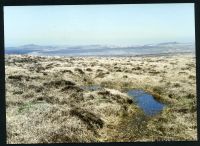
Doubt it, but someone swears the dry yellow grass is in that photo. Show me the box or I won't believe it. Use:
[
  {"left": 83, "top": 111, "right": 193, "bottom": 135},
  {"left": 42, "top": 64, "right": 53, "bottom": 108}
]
[{"left": 5, "top": 53, "right": 197, "bottom": 143}]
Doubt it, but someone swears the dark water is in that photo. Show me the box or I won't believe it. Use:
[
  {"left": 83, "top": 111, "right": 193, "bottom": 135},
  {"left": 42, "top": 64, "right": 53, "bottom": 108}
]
[{"left": 127, "top": 90, "right": 165, "bottom": 116}]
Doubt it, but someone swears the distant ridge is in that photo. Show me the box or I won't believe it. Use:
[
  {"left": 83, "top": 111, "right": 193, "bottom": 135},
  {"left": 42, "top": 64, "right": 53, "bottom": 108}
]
[
  {"left": 157, "top": 42, "right": 179, "bottom": 45},
  {"left": 21, "top": 44, "right": 40, "bottom": 47},
  {"left": 5, "top": 42, "right": 195, "bottom": 56}
]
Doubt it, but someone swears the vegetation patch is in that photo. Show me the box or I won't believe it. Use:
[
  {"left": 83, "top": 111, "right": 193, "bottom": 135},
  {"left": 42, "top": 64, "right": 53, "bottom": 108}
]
[
  {"left": 70, "top": 107, "right": 104, "bottom": 129},
  {"left": 6, "top": 54, "right": 197, "bottom": 143}
]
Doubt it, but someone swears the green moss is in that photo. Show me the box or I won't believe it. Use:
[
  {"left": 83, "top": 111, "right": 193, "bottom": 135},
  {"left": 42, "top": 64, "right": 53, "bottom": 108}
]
[{"left": 18, "top": 102, "right": 33, "bottom": 113}]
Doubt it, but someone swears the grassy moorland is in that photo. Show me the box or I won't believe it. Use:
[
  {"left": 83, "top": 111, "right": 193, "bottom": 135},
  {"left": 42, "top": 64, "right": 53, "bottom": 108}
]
[{"left": 5, "top": 53, "right": 197, "bottom": 143}]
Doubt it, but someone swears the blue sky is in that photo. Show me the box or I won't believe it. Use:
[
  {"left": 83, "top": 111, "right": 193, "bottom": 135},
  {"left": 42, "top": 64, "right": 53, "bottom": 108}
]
[{"left": 4, "top": 4, "right": 195, "bottom": 47}]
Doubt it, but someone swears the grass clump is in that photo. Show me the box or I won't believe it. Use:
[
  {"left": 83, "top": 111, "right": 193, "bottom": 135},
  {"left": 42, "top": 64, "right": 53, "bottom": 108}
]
[
  {"left": 74, "top": 68, "right": 85, "bottom": 74},
  {"left": 43, "top": 80, "right": 76, "bottom": 88},
  {"left": 70, "top": 107, "right": 104, "bottom": 129}
]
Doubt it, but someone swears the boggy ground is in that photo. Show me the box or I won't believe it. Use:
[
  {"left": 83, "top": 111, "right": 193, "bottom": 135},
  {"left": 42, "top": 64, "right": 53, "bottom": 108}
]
[{"left": 5, "top": 53, "right": 197, "bottom": 143}]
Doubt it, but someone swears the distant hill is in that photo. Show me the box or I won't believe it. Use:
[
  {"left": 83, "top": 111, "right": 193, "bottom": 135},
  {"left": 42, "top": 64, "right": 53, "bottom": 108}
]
[
  {"left": 157, "top": 42, "right": 179, "bottom": 45},
  {"left": 5, "top": 42, "right": 195, "bottom": 56}
]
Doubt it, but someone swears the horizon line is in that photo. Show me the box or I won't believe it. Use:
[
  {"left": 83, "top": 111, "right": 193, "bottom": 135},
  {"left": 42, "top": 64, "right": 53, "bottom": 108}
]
[{"left": 5, "top": 41, "right": 195, "bottom": 48}]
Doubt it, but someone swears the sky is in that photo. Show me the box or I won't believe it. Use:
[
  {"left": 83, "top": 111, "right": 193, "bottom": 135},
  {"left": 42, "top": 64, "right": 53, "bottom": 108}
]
[{"left": 4, "top": 4, "right": 195, "bottom": 47}]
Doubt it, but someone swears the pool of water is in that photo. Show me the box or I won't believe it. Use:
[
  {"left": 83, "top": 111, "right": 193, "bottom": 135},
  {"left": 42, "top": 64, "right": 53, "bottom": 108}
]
[
  {"left": 127, "top": 90, "right": 165, "bottom": 116},
  {"left": 81, "top": 85, "right": 165, "bottom": 116}
]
